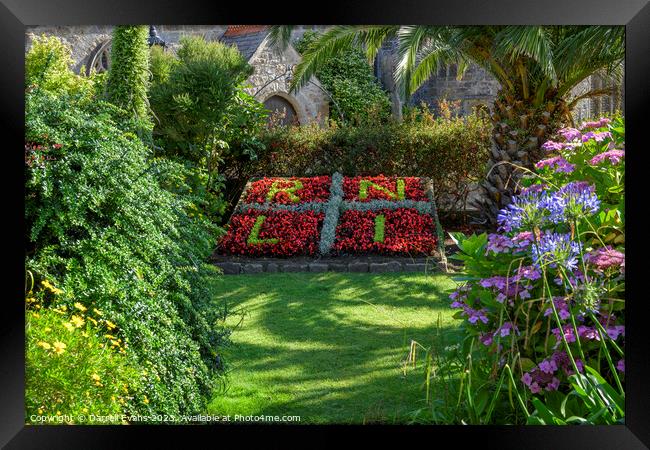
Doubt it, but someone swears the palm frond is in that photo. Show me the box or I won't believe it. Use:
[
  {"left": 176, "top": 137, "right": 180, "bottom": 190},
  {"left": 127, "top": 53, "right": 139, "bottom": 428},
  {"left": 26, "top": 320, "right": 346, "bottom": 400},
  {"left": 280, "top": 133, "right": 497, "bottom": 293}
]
[
  {"left": 264, "top": 25, "right": 295, "bottom": 50},
  {"left": 493, "top": 26, "right": 556, "bottom": 83},
  {"left": 288, "top": 26, "right": 364, "bottom": 93},
  {"left": 555, "top": 26, "right": 624, "bottom": 80},
  {"left": 394, "top": 26, "right": 440, "bottom": 97},
  {"left": 362, "top": 26, "right": 399, "bottom": 63},
  {"left": 408, "top": 40, "right": 467, "bottom": 94}
]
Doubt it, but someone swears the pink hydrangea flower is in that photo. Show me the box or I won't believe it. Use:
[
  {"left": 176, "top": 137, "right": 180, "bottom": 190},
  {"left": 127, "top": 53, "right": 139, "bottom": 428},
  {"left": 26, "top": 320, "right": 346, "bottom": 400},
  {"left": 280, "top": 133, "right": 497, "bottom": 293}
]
[
  {"left": 589, "top": 149, "right": 625, "bottom": 166},
  {"left": 535, "top": 155, "right": 575, "bottom": 173}
]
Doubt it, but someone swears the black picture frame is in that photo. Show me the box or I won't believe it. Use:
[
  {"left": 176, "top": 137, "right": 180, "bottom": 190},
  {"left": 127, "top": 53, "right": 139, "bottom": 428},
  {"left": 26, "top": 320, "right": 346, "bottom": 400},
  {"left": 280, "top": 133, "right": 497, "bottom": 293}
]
[{"left": 2, "top": 0, "right": 648, "bottom": 448}]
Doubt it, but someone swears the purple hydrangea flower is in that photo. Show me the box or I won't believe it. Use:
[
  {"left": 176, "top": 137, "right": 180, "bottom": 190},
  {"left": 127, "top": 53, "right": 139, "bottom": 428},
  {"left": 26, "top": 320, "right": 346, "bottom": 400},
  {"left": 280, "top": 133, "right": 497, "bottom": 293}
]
[
  {"left": 531, "top": 231, "right": 581, "bottom": 271},
  {"left": 580, "top": 118, "right": 611, "bottom": 130},
  {"left": 541, "top": 140, "right": 564, "bottom": 151},
  {"left": 479, "top": 332, "right": 494, "bottom": 346},
  {"left": 512, "top": 231, "right": 535, "bottom": 250},
  {"left": 544, "top": 297, "right": 571, "bottom": 320},
  {"left": 486, "top": 233, "right": 515, "bottom": 254},
  {"left": 582, "top": 131, "right": 612, "bottom": 142},
  {"left": 496, "top": 321, "right": 519, "bottom": 337},
  {"left": 480, "top": 276, "right": 507, "bottom": 290},
  {"left": 617, "top": 359, "right": 625, "bottom": 373},
  {"left": 589, "top": 149, "right": 625, "bottom": 166},
  {"left": 558, "top": 127, "right": 582, "bottom": 142},
  {"left": 535, "top": 155, "right": 576, "bottom": 173},
  {"left": 607, "top": 325, "right": 625, "bottom": 340}
]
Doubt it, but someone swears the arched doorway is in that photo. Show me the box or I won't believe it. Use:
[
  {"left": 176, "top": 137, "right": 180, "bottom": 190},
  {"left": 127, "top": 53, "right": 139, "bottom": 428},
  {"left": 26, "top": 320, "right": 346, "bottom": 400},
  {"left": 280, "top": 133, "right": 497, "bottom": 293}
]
[{"left": 263, "top": 95, "right": 299, "bottom": 126}]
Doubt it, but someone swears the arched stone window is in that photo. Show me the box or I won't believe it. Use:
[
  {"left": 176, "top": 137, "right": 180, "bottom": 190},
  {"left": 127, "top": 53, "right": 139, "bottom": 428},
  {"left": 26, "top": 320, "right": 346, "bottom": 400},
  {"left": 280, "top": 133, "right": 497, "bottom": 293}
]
[
  {"left": 263, "top": 95, "right": 300, "bottom": 127},
  {"left": 86, "top": 40, "right": 112, "bottom": 75}
]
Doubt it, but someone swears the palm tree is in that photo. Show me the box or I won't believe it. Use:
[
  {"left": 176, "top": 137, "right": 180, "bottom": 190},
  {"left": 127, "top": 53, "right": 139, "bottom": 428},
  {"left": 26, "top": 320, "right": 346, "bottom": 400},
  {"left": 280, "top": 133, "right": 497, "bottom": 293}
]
[{"left": 267, "top": 25, "right": 624, "bottom": 226}]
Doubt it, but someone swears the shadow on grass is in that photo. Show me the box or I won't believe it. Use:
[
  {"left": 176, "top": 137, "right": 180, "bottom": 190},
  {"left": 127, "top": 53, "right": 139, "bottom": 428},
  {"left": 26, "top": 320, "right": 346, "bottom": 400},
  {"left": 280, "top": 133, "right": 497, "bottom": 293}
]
[{"left": 208, "top": 272, "right": 465, "bottom": 424}]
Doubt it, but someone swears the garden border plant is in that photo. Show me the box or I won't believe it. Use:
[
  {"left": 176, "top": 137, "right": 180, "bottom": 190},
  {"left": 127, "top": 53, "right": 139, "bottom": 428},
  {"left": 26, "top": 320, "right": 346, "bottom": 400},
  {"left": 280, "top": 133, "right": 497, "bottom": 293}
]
[{"left": 424, "top": 115, "right": 625, "bottom": 425}]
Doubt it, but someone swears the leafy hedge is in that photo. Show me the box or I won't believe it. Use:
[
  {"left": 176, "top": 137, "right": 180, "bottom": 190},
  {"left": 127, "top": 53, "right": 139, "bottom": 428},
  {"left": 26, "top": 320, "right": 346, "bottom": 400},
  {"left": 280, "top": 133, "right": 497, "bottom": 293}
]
[
  {"left": 25, "top": 88, "right": 228, "bottom": 417},
  {"left": 252, "top": 110, "right": 491, "bottom": 213}
]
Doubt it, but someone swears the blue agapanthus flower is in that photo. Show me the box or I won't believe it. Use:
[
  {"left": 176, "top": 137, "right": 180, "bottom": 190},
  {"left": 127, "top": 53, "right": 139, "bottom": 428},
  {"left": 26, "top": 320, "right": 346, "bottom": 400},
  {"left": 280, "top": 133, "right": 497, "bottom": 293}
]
[
  {"left": 497, "top": 189, "right": 552, "bottom": 232},
  {"left": 531, "top": 231, "right": 582, "bottom": 271},
  {"left": 546, "top": 181, "right": 600, "bottom": 223}
]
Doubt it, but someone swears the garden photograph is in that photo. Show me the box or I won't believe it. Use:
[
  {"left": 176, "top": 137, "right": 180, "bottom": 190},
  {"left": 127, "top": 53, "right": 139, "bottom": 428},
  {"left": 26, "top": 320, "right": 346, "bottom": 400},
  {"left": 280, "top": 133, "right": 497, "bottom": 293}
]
[{"left": 22, "top": 23, "right": 628, "bottom": 428}]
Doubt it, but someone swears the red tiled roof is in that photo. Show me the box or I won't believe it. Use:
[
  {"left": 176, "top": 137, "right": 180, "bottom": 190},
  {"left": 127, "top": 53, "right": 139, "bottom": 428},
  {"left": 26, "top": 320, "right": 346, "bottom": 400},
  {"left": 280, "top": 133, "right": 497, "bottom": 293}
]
[{"left": 223, "top": 25, "right": 269, "bottom": 37}]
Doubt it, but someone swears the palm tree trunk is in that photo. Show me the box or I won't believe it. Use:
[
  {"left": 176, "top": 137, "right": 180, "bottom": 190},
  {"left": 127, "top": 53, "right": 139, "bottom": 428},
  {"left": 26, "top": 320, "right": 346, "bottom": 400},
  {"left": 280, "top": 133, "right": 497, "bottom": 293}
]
[{"left": 471, "top": 90, "right": 569, "bottom": 227}]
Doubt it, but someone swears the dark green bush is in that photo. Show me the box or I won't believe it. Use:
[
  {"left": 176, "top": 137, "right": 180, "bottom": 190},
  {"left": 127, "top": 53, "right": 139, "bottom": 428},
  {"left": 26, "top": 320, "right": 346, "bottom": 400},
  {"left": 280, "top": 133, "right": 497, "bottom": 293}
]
[
  {"left": 25, "top": 88, "right": 229, "bottom": 417},
  {"left": 252, "top": 106, "right": 491, "bottom": 213},
  {"left": 294, "top": 31, "right": 391, "bottom": 125}
]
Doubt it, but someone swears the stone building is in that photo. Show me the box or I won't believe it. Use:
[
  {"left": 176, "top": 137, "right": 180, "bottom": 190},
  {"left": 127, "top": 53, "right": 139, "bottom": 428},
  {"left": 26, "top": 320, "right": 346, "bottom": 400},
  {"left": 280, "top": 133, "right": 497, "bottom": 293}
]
[{"left": 25, "top": 25, "right": 622, "bottom": 124}]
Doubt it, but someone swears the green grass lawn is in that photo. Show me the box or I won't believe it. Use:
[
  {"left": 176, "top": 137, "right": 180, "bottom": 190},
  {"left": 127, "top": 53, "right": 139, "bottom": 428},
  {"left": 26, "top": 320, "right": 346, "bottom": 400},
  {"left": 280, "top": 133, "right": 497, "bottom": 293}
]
[{"left": 207, "top": 272, "right": 462, "bottom": 424}]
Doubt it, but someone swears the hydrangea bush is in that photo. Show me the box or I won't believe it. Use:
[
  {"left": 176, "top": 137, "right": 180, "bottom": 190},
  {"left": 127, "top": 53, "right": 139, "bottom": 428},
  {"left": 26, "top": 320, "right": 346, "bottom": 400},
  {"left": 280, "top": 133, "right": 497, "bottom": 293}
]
[{"left": 446, "top": 116, "right": 625, "bottom": 424}]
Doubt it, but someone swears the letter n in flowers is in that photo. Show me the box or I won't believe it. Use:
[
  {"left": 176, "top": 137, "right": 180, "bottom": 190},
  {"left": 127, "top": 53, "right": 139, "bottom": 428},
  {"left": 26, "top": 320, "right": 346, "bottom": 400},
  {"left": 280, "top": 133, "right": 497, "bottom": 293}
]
[
  {"left": 359, "top": 179, "right": 405, "bottom": 200},
  {"left": 247, "top": 215, "right": 280, "bottom": 245}
]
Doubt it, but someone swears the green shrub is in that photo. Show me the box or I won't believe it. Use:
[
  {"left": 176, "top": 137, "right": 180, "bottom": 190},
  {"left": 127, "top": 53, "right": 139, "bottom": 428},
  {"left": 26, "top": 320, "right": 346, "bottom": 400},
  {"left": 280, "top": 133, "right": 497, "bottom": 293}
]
[
  {"left": 105, "top": 26, "right": 151, "bottom": 127},
  {"left": 252, "top": 106, "right": 491, "bottom": 214},
  {"left": 25, "top": 89, "right": 228, "bottom": 417},
  {"left": 25, "top": 280, "right": 142, "bottom": 424},
  {"left": 25, "top": 34, "right": 98, "bottom": 99},
  {"left": 294, "top": 31, "right": 391, "bottom": 125}
]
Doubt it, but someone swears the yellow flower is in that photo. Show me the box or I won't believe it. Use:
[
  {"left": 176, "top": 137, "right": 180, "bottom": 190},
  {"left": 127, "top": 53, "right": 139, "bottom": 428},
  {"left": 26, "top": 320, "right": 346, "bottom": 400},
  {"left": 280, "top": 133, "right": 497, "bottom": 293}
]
[
  {"left": 63, "top": 322, "right": 75, "bottom": 332},
  {"left": 74, "top": 302, "right": 87, "bottom": 312},
  {"left": 71, "top": 315, "right": 85, "bottom": 328},
  {"left": 87, "top": 317, "right": 98, "bottom": 326},
  {"left": 41, "top": 280, "right": 63, "bottom": 295},
  {"left": 44, "top": 327, "right": 52, "bottom": 333},
  {"left": 93, "top": 308, "right": 103, "bottom": 316},
  {"left": 104, "top": 334, "right": 116, "bottom": 340},
  {"left": 105, "top": 320, "right": 117, "bottom": 330},
  {"left": 82, "top": 407, "right": 88, "bottom": 413},
  {"left": 52, "top": 341, "right": 66, "bottom": 354},
  {"left": 37, "top": 341, "right": 51, "bottom": 350},
  {"left": 143, "top": 396, "right": 149, "bottom": 405},
  {"left": 91, "top": 373, "right": 101, "bottom": 381},
  {"left": 37, "top": 408, "right": 43, "bottom": 414}
]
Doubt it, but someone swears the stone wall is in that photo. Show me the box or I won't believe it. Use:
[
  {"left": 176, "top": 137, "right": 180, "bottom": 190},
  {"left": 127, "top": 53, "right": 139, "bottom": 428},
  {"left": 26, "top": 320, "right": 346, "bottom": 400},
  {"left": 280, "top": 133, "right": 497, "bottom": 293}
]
[{"left": 246, "top": 40, "right": 329, "bottom": 126}]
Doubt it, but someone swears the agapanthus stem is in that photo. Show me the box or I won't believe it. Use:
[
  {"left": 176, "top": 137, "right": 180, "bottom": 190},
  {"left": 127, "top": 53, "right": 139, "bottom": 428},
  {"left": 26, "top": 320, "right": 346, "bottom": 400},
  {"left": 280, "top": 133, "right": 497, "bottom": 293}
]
[
  {"left": 594, "top": 326, "right": 625, "bottom": 397},
  {"left": 588, "top": 311, "right": 624, "bottom": 358}
]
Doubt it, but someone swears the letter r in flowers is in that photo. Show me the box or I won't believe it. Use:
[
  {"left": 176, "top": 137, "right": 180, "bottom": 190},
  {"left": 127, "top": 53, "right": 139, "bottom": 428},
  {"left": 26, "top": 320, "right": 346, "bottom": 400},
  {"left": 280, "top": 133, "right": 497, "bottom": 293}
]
[
  {"left": 247, "top": 215, "right": 280, "bottom": 245},
  {"left": 373, "top": 214, "right": 386, "bottom": 243},
  {"left": 359, "top": 179, "right": 405, "bottom": 200},
  {"left": 266, "top": 179, "right": 304, "bottom": 203}
]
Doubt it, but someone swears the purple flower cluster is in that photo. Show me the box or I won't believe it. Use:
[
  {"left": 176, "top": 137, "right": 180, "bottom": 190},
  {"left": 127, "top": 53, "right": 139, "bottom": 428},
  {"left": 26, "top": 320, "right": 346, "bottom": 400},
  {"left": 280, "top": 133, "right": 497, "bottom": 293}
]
[
  {"left": 584, "top": 246, "right": 625, "bottom": 273},
  {"left": 546, "top": 181, "right": 600, "bottom": 223},
  {"left": 535, "top": 155, "right": 575, "bottom": 173},
  {"left": 486, "top": 233, "right": 515, "bottom": 254},
  {"left": 497, "top": 189, "right": 551, "bottom": 232},
  {"left": 558, "top": 127, "right": 582, "bottom": 142},
  {"left": 531, "top": 231, "right": 581, "bottom": 271},
  {"left": 589, "top": 149, "right": 625, "bottom": 166},
  {"left": 582, "top": 131, "right": 612, "bottom": 142},
  {"left": 581, "top": 118, "right": 611, "bottom": 130},
  {"left": 480, "top": 275, "right": 532, "bottom": 302},
  {"left": 544, "top": 297, "right": 571, "bottom": 320},
  {"left": 512, "top": 231, "right": 535, "bottom": 250},
  {"left": 521, "top": 351, "right": 586, "bottom": 394}
]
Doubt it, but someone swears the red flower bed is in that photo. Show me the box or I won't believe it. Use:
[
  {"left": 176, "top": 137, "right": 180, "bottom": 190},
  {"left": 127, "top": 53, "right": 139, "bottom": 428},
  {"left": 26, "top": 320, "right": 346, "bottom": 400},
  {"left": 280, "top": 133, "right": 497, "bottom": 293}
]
[
  {"left": 343, "top": 176, "right": 428, "bottom": 202},
  {"left": 243, "top": 176, "right": 331, "bottom": 204},
  {"left": 218, "top": 210, "right": 324, "bottom": 257},
  {"left": 332, "top": 208, "right": 437, "bottom": 255}
]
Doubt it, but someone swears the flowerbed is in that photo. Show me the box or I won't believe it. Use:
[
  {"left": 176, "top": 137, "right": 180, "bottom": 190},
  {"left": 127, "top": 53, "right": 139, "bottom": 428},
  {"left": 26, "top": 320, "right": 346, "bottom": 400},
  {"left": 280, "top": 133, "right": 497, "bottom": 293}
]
[
  {"left": 217, "top": 174, "right": 444, "bottom": 258},
  {"left": 217, "top": 209, "right": 324, "bottom": 257},
  {"left": 342, "top": 176, "right": 428, "bottom": 202},
  {"left": 243, "top": 176, "right": 332, "bottom": 205},
  {"left": 445, "top": 116, "right": 625, "bottom": 424}
]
